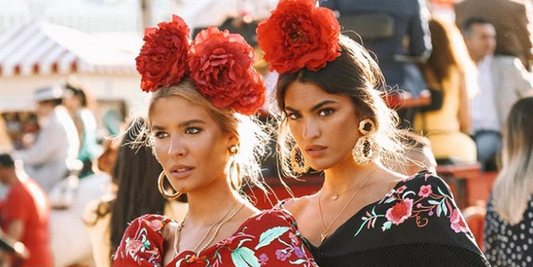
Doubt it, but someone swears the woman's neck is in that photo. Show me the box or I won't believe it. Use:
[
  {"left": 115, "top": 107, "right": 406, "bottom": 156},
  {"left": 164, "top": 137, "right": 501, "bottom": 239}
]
[
  {"left": 185, "top": 177, "right": 247, "bottom": 226},
  {"left": 322, "top": 154, "right": 381, "bottom": 193}
]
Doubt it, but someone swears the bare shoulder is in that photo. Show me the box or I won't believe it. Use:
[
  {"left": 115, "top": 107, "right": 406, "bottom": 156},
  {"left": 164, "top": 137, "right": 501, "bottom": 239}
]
[
  {"left": 376, "top": 167, "right": 408, "bottom": 185},
  {"left": 365, "top": 168, "right": 409, "bottom": 198},
  {"left": 161, "top": 220, "right": 180, "bottom": 242},
  {"left": 282, "top": 194, "right": 317, "bottom": 218}
]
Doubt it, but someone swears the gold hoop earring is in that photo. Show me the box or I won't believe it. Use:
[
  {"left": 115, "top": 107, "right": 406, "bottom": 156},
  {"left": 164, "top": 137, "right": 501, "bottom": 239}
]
[
  {"left": 228, "top": 145, "right": 242, "bottom": 191},
  {"left": 228, "top": 158, "right": 242, "bottom": 190},
  {"left": 352, "top": 119, "right": 378, "bottom": 165},
  {"left": 291, "top": 145, "right": 309, "bottom": 174},
  {"left": 158, "top": 171, "right": 181, "bottom": 199}
]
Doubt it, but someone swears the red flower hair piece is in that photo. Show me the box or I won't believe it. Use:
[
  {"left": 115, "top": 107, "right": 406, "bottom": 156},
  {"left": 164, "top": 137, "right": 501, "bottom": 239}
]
[
  {"left": 189, "top": 27, "right": 266, "bottom": 115},
  {"left": 135, "top": 16, "right": 266, "bottom": 115},
  {"left": 136, "top": 15, "right": 191, "bottom": 92},
  {"left": 257, "top": 0, "right": 341, "bottom": 74}
]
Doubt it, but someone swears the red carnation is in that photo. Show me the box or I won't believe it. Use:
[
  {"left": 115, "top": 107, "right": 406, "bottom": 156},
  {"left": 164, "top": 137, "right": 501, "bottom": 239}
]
[
  {"left": 257, "top": 0, "right": 341, "bottom": 74},
  {"left": 136, "top": 15, "right": 190, "bottom": 92},
  {"left": 232, "top": 70, "right": 266, "bottom": 115},
  {"left": 189, "top": 27, "right": 262, "bottom": 113}
]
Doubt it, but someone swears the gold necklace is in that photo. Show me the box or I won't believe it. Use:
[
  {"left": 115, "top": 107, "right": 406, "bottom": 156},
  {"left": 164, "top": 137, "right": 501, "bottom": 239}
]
[
  {"left": 318, "top": 168, "right": 378, "bottom": 243},
  {"left": 196, "top": 203, "right": 244, "bottom": 252},
  {"left": 322, "top": 182, "right": 366, "bottom": 201},
  {"left": 173, "top": 202, "right": 242, "bottom": 255}
]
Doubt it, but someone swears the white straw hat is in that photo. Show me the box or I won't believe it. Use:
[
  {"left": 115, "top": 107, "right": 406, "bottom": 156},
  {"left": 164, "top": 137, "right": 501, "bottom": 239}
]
[{"left": 34, "top": 85, "right": 64, "bottom": 102}]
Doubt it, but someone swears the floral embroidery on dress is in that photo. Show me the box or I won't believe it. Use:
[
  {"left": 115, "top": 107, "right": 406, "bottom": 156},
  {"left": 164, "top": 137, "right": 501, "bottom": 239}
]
[
  {"left": 113, "top": 210, "right": 317, "bottom": 267},
  {"left": 354, "top": 172, "right": 468, "bottom": 237},
  {"left": 114, "top": 215, "right": 170, "bottom": 266}
]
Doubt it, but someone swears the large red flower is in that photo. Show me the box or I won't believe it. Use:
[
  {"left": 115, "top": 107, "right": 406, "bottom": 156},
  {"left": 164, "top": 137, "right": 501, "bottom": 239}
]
[
  {"left": 189, "top": 27, "right": 264, "bottom": 114},
  {"left": 232, "top": 70, "right": 266, "bottom": 115},
  {"left": 136, "top": 15, "right": 190, "bottom": 92},
  {"left": 386, "top": 198, "right": 413, "bottom": 225},
  {"left": 257, "top": 0, "right": 341, "bottom": 74}
]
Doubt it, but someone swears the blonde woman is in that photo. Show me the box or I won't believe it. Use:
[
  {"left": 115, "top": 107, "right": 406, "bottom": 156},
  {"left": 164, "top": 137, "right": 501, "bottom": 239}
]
[
  {"left": 112, "top": 15, "right": 317, "bottom": 266},
  {"left": 485, "top": 97, "right": 533, "bottom": 266}
]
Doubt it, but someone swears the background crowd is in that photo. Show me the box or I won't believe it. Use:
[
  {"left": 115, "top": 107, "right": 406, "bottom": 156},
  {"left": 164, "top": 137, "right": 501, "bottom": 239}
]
[{"left": 1, "top": 0, "right": 533, "bottom": 266}]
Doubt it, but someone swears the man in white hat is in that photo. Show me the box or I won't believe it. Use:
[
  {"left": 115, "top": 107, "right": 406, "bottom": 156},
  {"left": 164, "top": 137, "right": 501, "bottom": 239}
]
[{"left": 12, "top": 85, "right": 80, "bottom": 193}]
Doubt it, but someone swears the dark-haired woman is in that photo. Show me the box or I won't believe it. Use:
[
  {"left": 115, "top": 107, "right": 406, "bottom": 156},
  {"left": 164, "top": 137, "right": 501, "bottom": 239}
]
[
  {"left": 257, "top": 0, "right": 489, "bottom": 265},
  {"left": 83, "top": 118, "right": 187, "bottom": 267},
  {"left": 63, "top": 83, "right": 100, "bottom": 177}
]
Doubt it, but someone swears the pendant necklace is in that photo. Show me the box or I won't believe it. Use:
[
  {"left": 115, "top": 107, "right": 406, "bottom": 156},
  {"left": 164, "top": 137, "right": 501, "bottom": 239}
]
[{"left": 318, "top": 167, "right": 378, "bottom": 243}]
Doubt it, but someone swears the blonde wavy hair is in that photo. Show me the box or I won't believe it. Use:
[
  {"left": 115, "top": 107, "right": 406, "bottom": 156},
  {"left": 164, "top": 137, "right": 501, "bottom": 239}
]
[
  {"left": 134, "top": 79, "right": 270, "bottom": 193},
  {"left": 492, "top": 97, "right": 533, "bottom": 225}
]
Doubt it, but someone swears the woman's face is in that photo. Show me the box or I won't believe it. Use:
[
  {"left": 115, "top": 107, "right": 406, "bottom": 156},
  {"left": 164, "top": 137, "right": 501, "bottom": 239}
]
[
  {"left": 150, "top": 96, "right": 235, "bottom": 194},
  {"left": 62, "top": 90, "right": 79, "bottom": 111},
  {"left": 284, "top": 81, "right": 360, "bottom": 170}
]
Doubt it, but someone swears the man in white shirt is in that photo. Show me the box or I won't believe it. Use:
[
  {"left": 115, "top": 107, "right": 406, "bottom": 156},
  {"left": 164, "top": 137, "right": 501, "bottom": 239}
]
[
  {"left": 12, "top": 86, "right": 80, "bottom": 192},
  {"left": 461, "top": 18, "right": 533, "bottom": 171}
]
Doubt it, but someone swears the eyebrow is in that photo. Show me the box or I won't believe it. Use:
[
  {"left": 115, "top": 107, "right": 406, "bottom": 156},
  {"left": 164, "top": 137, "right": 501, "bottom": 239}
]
[
  {"left": 151, "top": 119, "right": 206, "bottom": 131},
  {"left": 285, "top": 100, "right": 338, "bottom": 113}
]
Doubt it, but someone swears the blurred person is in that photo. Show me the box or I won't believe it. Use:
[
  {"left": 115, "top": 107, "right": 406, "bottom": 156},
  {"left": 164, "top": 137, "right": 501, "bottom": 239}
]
[
  {"left": 484, "top": 97, "right": 533, "bottom": 266},
  {"left": 461, "top": 18, "right": 533, "bottom": 171},
  {"left": 414, "top": 18, "right": 478, "bottom": 163},
  {"left": 63, "top": 83, "right": 101, "bottom": 178},
  {"left": 0, "top": 154, "right": 52, "bottom": 267},
  {"left": 113, "top": 15, "right": 317, "bottom": 266},
  {"left": 455, "top": 0, "right": 533, "bottom": 70},
  {"left": 0, "top": 229, "right": 29, "bottom": 266},
  {"left": 12, "top": 86, "right": 80, "bottom": 192},
  {"left": 322, "top": 0, "right": 432, "bottom": 128},
  {"left": 257, "top": 0, "right": 488, "bottom": 265},
  {"left": 83, "top": 118, "right": 187, "bottom": 267},
  {"left": 47, "top": 142, "right": 115, "bottom": 267},
  {"left": 95, "top": 138, "right": 120, "bottom": 177},
  {"left": 0, "top": 114, "right": 12, "bottom": 200},
  {"left": 0, "top": 114, "right": 12, "bottom": 153}
]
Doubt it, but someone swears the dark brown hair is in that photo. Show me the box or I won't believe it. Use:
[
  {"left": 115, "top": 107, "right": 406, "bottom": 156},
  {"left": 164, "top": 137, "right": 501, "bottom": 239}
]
[
  {"left": 83, "top": 119, "right": 167, "bottom": 256},
  {"left": 109, "top": 118, "right": 167, "bottom": 254},
  {"left": 424, "top": 19, "right": 458, "bottom": 85},
  {"left": 276, "top": 35, "right": 386, "bottom": 119},
  {"left": 275, "top": 35, "right": 405, "bottom": 177}
]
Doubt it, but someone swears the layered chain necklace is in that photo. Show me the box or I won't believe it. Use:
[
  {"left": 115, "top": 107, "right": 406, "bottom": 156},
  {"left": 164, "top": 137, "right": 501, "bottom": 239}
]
[
  {"left": 318, "top": 167, "right": 378, "bottom": 243},
  {"left": 173, "top": 201, "right": 245, "bottom": 255},
  {"left": 322, "top": 181, "right": 366, "bottom": 201}
]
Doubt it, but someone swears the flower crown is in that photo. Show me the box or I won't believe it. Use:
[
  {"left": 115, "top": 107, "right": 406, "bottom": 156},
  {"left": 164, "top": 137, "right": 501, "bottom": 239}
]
[
  {"left": 257, "top": 0, "right": 341, "bottom": 74},
  {"left": 136, "top": 15, "right": 266, "bottom": 115}
]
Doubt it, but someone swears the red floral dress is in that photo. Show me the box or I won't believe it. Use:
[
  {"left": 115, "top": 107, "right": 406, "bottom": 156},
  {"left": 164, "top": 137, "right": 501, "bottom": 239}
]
[{"left": 113, "top": 209, "right": 317, "bottom": 266}]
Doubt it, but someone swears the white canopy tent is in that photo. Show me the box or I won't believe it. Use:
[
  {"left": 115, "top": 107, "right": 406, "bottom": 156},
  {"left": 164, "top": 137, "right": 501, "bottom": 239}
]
[
  {"left": 0, "top": 21, "right": 137, "bottom": 77},
  {"left": 0, "top": 21, "right": 147, "bottom": 115}
]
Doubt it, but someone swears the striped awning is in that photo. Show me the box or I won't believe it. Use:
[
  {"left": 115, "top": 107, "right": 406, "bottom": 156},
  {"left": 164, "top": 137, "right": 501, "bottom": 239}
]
[{"left": 0, "top": 22, "right": 137, "bottom": 77}]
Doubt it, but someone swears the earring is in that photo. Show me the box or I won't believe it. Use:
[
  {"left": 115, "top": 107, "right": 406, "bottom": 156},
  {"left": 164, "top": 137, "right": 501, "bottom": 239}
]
[
  {"left": 352, "top": 119, "right": 378, "bottom": 165},
  {"left": 228, "top": 145, "right": 242, "bottom": 190},
  {"left": 291, "top": 145, "right": 309, "bottom": 174},
  {"left": 158, "top": 171, "right": 182, "bottom": 199}
]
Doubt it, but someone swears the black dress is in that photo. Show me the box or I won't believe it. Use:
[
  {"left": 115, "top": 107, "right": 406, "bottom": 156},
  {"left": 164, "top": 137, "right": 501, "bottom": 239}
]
[
  {"left": 304, "top": 172, "right": 490, "bottom": 267},
  {"left": 485, "top": 194, "right": 533, "bottom": 267}
]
